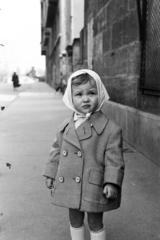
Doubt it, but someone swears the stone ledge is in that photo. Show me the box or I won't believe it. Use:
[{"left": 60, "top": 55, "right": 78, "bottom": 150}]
[{"left": 102, "top": 101, "right": 160, "bottom": 166}]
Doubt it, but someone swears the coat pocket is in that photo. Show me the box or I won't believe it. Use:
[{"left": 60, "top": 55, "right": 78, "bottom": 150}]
[{"left": 84, "top": 168, "right": 108, "bottom": 205}]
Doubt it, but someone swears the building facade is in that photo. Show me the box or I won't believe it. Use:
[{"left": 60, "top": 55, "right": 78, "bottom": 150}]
[
  {"left": 41, "top": 0, "right": 84, "bottom": 88},
  {"left": 41, "top": 0, "right": 160, "bottom": 166}
]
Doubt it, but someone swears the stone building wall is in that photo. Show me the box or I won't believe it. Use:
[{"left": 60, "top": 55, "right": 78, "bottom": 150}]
[
  {"left": 85, "top": 0, "right": 140, "bottom": 108},
  {"left": 83, "top": 0, "right": 160, "bottom": 165}
]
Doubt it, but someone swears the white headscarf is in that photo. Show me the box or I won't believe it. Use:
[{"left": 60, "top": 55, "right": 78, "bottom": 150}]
[{"left": 63, "top": 69, "right": 109, "bottom": 115}]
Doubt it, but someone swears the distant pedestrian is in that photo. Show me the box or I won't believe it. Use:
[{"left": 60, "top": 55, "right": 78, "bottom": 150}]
[
  {"left": 55, "top": 81, "right": 62, "bottom": 93},
  {"left": 12, "top": 72, "right": 21, "bottom": 90},
  {"left": 55, "top": 73, "right": 67, "bottom": 95},
  {"left": 61, "top": 73, "right": 67, "bottom": 95},
  {"left": 43, "top": 69, "right": 125, "bottom": 240}
]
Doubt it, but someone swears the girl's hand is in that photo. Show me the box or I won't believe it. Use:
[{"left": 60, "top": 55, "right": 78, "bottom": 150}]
[
  {"left": 103, "top": 184, "right": 118, "bottom": 199},
  {"left": 45, "top": 177, "right": 54, "bottom": 189}
]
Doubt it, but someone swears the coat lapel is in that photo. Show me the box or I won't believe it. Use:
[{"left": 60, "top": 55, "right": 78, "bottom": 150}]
[
  {"left": 62, "top": 111, "right": 109, "bottom": 147},
  {"left": 63, "top": 117, "right": 81, "bottom": 149},
  {"left": 90, "top": 111, "right": 109, "bottom": 134},
  {"left": 74, "top": 111, "right": 109, "bottom": 140},
  {"left": 76, "top": 120, "right": 92, "bottom": 141}
]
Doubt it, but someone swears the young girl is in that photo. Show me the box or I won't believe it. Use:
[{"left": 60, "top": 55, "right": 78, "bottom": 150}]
[{"left": 43, "top": 69, "right": 125, "bottom": 240}]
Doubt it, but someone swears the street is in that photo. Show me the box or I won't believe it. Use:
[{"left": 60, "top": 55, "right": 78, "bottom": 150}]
[{"left": 0, "top": 82, "right": 160, "bottom": 240}]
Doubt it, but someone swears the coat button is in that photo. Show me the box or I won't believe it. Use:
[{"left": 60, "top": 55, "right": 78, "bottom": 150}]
[
  {"left": 59, "top": 176, "right": 64, "bottom": 183},
  {"left": 75, "top": 177, "right": 81, "bottom": 183},
  {"left": 77, "top": 151, "right": 82, "bottom": 157},
  {"left": 63, "top": 150, "right": 68, "bottom": 156}
]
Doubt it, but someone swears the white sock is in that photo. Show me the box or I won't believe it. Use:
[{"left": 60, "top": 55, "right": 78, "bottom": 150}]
[
  {"left": 70, "top": 224, "right": 85, "bottom": 240},
  {"left": 90, "top": 228, "right": 106, "bottom": 240}
]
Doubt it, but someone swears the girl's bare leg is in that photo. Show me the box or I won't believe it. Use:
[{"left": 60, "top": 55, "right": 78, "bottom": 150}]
[
  {"left": 69, "top": 209, "right": 85, "bottom": 228},
  {"left": 87, "top": 212, "right": 106, "bottom": 240},
  {"left": 69, "top": 209, "right": 85, "bottom": 240},
  {"left": 87, "top": 212, "right": 103, "bottom": 231}
]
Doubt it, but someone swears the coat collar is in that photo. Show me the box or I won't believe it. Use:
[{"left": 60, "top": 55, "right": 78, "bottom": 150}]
[
  {"left": 59, "top": 117, "right": 71, "bottom": 132},
  {"left": 59, "top": 111, "right": 109, "bottom": 148},
  {"left": 75, "top": 119, "right": 92, "bottom": 141},
  {"left": 90, "top": 111, "right": 109, "bottom": 135},
  {"left": 76, "top": 111, "right": 109, "bottom": 140},
  {"left": 59, "top": 116, "right": 81, "bottom": 149}
]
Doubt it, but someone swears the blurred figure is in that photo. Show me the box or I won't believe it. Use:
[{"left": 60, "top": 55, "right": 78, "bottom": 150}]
[
  {"left": 12, "top": 72, "right": 21, "bottom": 90},
  {"left": 61, "top": 73, "right": 67, "bottom": 95},
  {"left": 55, "top": 73, "right": 67, "bottom": 95}
]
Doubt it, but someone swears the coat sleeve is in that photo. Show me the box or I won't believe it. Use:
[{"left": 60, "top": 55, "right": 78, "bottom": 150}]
[
  {"left": 43, "top": 130, "right": 61, "bottom": 179},
  {"left": 104, "top": 127, "right": 125, "bottom": 187}
]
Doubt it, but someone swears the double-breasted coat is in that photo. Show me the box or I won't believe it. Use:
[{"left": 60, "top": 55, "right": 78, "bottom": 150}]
[{"left": 43, "top": 110, "right": 125, "bottom": 212}]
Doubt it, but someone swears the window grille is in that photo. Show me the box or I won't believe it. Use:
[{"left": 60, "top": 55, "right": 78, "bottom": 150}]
[{"left": 140, "top": 0, "right": 160, "bottom": 95}]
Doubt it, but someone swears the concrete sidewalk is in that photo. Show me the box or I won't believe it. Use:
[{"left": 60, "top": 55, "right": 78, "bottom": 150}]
[{"left": 0, "top": 82, "right": 160, "bottom": 240}]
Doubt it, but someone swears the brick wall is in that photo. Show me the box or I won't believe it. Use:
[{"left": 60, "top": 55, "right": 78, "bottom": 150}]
[{"left": 85, "top": 0, "right": 140, "bottom": 107}]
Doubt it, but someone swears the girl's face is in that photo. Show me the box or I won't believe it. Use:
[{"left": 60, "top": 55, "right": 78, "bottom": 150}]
[{"left": 72, "top": 78, "right": 98, "bottom": 114}]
